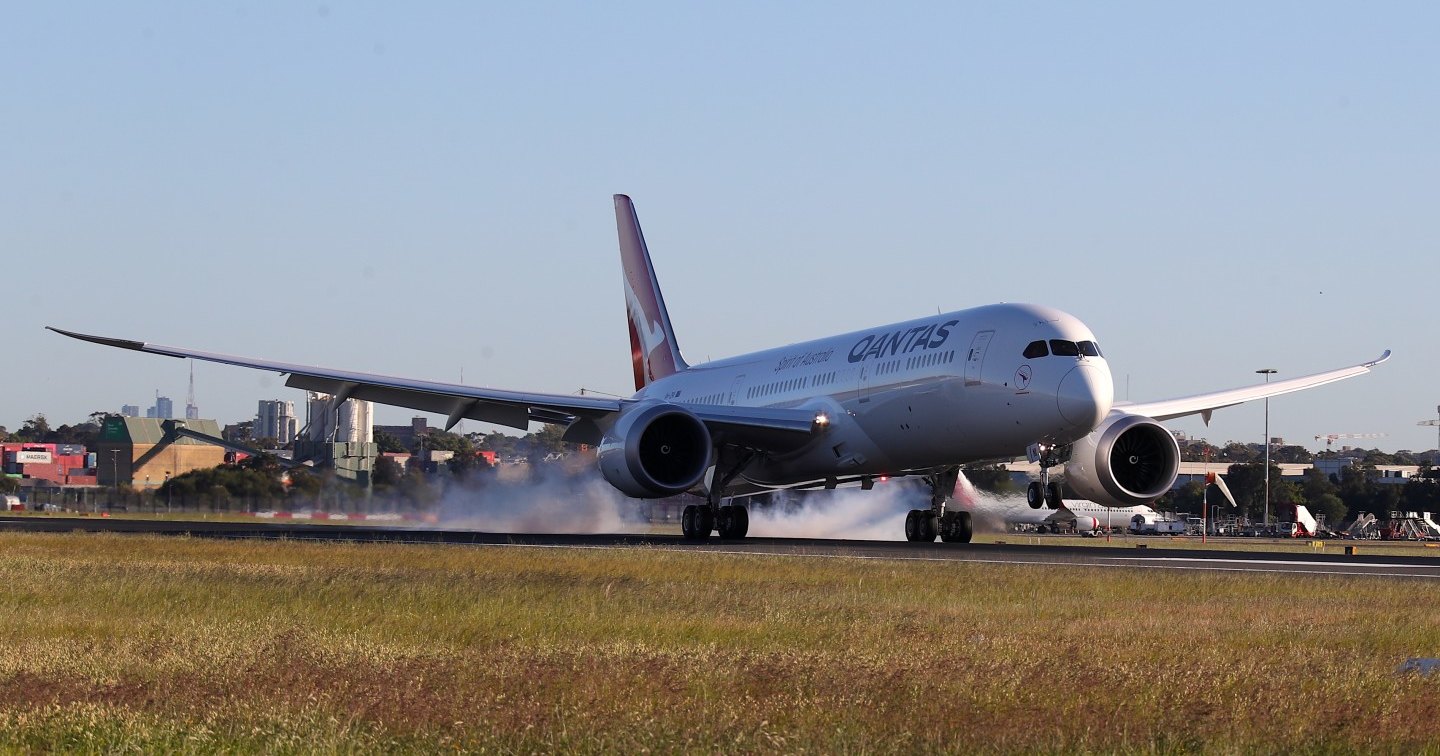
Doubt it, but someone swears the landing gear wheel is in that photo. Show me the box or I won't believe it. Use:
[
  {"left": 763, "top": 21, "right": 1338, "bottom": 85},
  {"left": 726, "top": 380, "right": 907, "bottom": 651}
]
[
  {"left": 1027, "top": 481, "right": 1044, "bottom": 509},
  {"left": 940, "top": 511, "right": 973, "bottom": 543},
  {"left": 1045, "top": 482, "right": 1064, "bottom": 508},
  {"left": 681, "top": 504, "right": 714, "bottom": 542},
  {"left": 905, "top": 509, "right": 937, "bottom": 542},
  {"left": 716, "top": 504, "right": 749, "bottom": 540}
]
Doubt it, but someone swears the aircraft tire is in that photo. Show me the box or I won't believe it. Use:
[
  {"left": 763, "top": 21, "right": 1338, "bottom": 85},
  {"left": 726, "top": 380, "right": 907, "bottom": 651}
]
[
  {"left": 717, "top": 505, "right": 749, "bottom": 540},
  {"left": 681, "top": 505, "right": 713, "bottom": 542},
  {"left": 1045, "top": 482, "right": 1064, "bottom": 508},
  {"left": 940, "top": 511, "right": 973, "bottom": 543},
  {"left": 1026, "top": 482, "right": 1044, "bottom": 509},
  {"left": 905, "top": 509, "right": 933, "bottom": 542},
  {"left": 909, "top": 510, "right": 937, "bottom": 542}
]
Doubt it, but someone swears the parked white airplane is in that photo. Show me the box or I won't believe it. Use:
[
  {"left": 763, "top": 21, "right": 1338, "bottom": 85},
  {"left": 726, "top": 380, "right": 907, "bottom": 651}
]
[
  {"left": 949, "top": 474, "right": 1162, "bottom": 533},
  {"left": 50, "top": 195, "right": 1390, "bottom": 543}
]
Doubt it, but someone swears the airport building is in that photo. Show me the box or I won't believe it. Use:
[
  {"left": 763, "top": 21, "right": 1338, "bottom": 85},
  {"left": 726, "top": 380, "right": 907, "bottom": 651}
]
[
  {"left": 94, "top": 417, "right": 228, "bottom": 489},
  {"left": 375, "top": 416, "right": 432, "bottom": 448}
]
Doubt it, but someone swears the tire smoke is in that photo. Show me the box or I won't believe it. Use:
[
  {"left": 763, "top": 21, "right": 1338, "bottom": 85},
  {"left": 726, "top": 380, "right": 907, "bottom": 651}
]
[{"left": 423, "top": 465, "right": 649, "bottom": 534}]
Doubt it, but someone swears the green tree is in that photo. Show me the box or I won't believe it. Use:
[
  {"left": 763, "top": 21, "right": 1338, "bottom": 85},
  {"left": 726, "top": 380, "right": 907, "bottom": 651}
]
[
  {"left": 1271, "top": 445, "right": 1313, "bottom": 464},
  {"left": 1156, "top": 480, "right": 1205, "bottom": 516},
  {"left": 286, "top": 467, "right": 323, "bottom": 498},
  {"left": 0, "top": 477, "right": 18, "bottom": 495},
  {"left": 1223, "top": 463, "right": 1271, "bottom": 521},
  {"left": 374, "top": 430, "right": 406, "bottom": 454},
  {"left": 373, "top": 455, "right": 404, "bottom": 489},
  {"left": 423, "top": 429, "right": 474, "bottom": 456},
  {"left": 475, "top": 431, "right": 521, "bottom": 459},
  {"left": 17, "top": 414, "right": 50, "bottom": 441},
  {"left": 1310, "top": 492, "right": 1347, "bottom": 530},
  {"left": 1400, "top": 479, "right": 1440, "bottom": 513}
]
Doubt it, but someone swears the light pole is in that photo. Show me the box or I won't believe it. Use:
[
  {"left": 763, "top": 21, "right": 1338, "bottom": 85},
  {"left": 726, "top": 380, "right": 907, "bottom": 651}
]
[
  {"left": 109, "top": 449, "right": 119, "bottom": 514},
  {"left": 1256, "top": 368, "right": 1277, "bottom": 526}
]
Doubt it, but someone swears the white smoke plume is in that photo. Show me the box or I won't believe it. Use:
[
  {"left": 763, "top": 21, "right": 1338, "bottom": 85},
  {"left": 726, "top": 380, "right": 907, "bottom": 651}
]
[
  {"left": 746, "top": 475, "right": 1034, "bottom": 540},
  {"left": 746, "top": 482, "right": 924, "bottom": 541},
  {"left": 426, "top": 466, "right": 649, "bottom": 534},
  {"left": 413, "top": 463, "right": 1033, "bottom": 540}
]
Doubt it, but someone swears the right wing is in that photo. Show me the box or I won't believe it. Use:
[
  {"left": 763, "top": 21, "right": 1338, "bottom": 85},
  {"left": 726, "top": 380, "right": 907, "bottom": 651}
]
[
  {"left": 47, "top": 327, "right": 823, "bottom": 450},
  {"left": 1112, "top": 350, "right": 1391, "bottom": 423}
]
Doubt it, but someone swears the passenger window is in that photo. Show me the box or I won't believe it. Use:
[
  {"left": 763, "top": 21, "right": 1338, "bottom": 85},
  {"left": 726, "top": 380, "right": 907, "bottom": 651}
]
[
  {"left": 1049, "top": 340, "right": 1080, "bottom": 357},
  {"left": 1023, "top": 341, "right": 1048, "bottom": 359},
  {"left": 1078, "top": 341, "right": 1102, "bottom": 357}
]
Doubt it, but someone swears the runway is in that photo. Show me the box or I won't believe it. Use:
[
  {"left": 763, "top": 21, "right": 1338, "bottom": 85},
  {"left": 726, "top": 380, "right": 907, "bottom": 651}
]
[{"left": 3, "top": 515, "right": 1438, "bottom": 579}]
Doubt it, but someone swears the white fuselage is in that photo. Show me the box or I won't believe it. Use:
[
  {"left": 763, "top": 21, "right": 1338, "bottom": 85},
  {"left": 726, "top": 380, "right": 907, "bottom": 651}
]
[{"left": 633, "top": 302, "right": 1114, "bottom": 491}]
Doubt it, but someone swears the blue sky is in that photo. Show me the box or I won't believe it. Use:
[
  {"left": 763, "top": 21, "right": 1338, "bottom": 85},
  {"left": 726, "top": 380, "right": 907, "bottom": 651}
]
[{"left": 4, "top": 2, "right": 1437, "bottom": 452}]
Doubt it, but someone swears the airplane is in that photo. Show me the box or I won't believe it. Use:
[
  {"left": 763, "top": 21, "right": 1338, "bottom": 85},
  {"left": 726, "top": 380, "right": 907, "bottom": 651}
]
[
  {"left": 946, "top": 472, "right": 1164, "bottom": 534},
  {"left": 49, "top": 195, "right": 1390, "bottom": 543}
]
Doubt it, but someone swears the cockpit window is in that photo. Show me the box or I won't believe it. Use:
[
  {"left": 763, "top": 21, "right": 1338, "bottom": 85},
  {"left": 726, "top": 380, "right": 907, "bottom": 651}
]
[
  {"left": 1049, "top": 339, "right": 1080, "bottom": 357},
  {"left": 1023, "top": 340, "right": 1049, "bottom": 359},
  {"left": 1078, "top": 340, "right": 1102, "bottom": 357}
]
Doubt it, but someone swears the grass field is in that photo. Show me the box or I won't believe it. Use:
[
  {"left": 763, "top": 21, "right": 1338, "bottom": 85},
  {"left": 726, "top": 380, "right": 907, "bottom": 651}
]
[{"left": 1, "top": 532, "right": 1438, "bottom": 753}]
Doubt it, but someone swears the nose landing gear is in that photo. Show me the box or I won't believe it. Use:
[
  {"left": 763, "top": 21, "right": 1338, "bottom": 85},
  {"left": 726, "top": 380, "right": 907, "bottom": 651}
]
[{"left": 1026, "top": 444, "right": 1071, "bottom": 509}]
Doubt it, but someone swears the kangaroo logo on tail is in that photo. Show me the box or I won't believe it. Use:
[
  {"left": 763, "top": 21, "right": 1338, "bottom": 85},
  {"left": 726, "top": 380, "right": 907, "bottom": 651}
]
[{"left": 615, "top": 195, "right": 688, "bottom": 390}]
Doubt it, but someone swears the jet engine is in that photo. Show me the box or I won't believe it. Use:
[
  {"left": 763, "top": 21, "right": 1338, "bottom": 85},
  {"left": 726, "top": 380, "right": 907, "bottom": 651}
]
[
  {"left": 1062, "top": 413, "right": 1180, "bottom": 507},
  {"left": 597, "top": 402, "right": 713, "bottom": 498}
]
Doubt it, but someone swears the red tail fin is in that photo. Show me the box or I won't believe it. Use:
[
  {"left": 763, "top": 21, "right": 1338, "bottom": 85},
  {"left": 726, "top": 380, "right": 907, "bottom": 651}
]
[{"left": 615, "top": 195, "right": 687, "bottom": 390}]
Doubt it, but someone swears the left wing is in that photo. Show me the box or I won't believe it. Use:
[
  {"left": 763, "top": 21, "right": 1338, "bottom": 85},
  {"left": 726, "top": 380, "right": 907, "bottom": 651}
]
[
  {"left": 47, "top": 327, "right": 821, "bottom": 449},
  {"left": 1113, "top": 350, "right": 1391, "bottom": 423}
]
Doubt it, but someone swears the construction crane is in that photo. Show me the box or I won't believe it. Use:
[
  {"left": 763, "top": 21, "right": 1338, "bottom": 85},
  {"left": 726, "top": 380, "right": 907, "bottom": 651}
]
[
  {"left": 1314, "top": 432, "right": 1386, "bottom": 451},
  {"left": 1419, "top": 405, "right": 1440, "bottom": 454}
]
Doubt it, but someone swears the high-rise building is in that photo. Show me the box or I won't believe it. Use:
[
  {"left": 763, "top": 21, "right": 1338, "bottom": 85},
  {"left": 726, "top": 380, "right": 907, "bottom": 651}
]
[
  {"left": 148, "top": 392, "right": 174, "bottom": 420},
  {"left": 120, "top": 405, "right": 141, "bottom": 418},
  {"left": 255, "top": 400, "right": 298, "bottom": 444}
]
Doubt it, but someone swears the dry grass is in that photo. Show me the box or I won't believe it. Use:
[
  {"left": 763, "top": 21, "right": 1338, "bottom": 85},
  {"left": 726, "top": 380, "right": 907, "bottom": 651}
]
[{"left": 1, "top": 532, "right": 1438, "bottom": 753}]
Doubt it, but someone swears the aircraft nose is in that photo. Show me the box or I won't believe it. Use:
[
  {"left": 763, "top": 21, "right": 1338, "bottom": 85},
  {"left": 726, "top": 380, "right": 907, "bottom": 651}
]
[{"left": 1056, "top": 363, "right": 1113, "bottom": 430}]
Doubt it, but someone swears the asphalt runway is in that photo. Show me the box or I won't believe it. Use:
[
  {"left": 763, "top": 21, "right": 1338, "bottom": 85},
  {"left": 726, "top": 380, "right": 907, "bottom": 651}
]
[{"left": 3, "top": 515, "right": 1438, "bottom": 579}]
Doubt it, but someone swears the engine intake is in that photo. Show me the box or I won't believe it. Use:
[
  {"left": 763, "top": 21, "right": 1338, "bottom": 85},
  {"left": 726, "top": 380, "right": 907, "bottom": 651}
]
[
  {"left": 1062, "top": 413, "right": 1180, "bottom": 507},
  {"left": 597, "top": 403, "right": 713, "bottom": 498}
]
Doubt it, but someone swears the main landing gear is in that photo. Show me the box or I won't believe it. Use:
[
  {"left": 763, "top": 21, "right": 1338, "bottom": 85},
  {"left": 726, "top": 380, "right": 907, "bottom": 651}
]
[
  {"left": 1026, "top": 444, "right": 1069, "bottom": 509},
  {"left": 681, "top": 502, "right": 748, "bottom": 541},
  {"left": 681, "top": 452, "right": 753, "bottom": 542},
  {"left": 905, "top": 467, "right": 972, "bottom": 543}
]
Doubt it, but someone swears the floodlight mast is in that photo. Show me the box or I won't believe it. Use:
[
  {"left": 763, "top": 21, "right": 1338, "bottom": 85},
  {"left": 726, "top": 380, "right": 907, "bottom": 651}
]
[
  {"left": 1419, "top": 406, "right": 1440, "bottom": 460},
  {"left": 1256, "top": 369, "right": 1277, "bottom": 527}
]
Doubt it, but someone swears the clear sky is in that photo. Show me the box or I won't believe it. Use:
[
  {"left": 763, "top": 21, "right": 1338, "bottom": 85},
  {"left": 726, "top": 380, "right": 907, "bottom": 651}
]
[{"left": 4, "top": 2, "right": 1437, "bottom": 453}]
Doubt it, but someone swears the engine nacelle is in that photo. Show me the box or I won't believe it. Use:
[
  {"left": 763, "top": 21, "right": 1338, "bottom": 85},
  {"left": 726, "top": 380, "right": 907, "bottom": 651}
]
[
  {"left": 597, "top": 402, "right": 713, "bottom": 498},
  {"left": 1062, "top": 413, "right": 1180, "bottom": 507}
]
